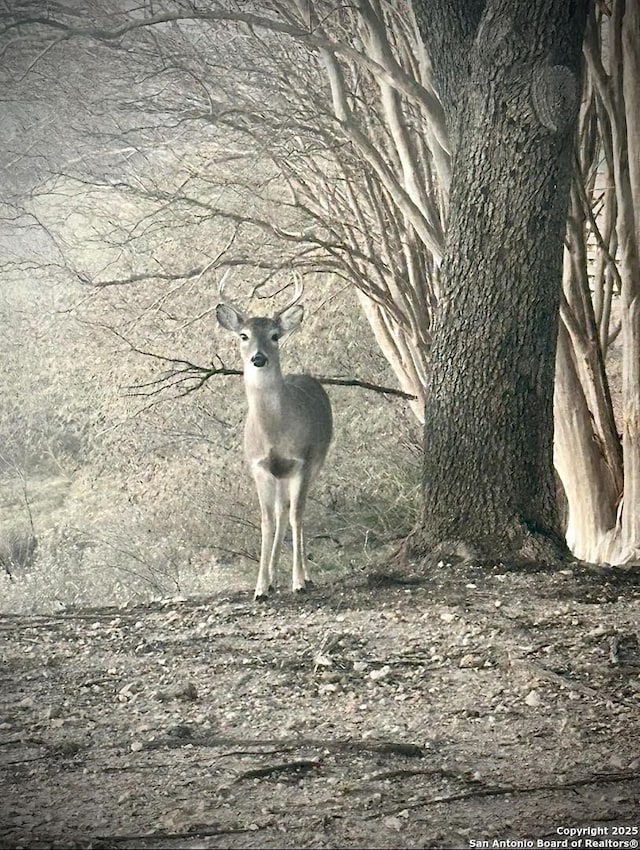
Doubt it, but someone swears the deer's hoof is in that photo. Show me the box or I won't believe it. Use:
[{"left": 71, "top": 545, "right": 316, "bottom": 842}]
[
  {"left": 304, "top": 579, "right": 314, "bottom": 588},
  {"left": 254, "top": 592, "right": 270, "bottom": 602}
]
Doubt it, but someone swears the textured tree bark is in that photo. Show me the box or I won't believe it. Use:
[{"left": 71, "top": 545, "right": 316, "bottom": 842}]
[{"left": 407, "top": 0, "right": 590, "bottom": 564}]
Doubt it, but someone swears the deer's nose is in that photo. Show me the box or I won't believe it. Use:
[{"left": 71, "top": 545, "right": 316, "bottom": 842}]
[{"left": 251, "top": 352, "right": 268, "bottom": 368}]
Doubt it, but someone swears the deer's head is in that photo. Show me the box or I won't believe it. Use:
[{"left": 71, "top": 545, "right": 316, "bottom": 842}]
[{"left": 216, "top": 274, "right": 304, "bottom": 373}]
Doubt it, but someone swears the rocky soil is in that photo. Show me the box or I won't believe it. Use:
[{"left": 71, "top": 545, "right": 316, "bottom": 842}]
[{"left": 1, "top": 562, "right": 639, "bottom": 849}]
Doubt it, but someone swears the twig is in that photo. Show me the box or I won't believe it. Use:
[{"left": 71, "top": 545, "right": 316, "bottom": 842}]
[
  {"left": 233, "top": 759, "right": 321, "bottom": 782},
  {"left": 369, "top": 766, "right": 463, "bottom": 782},
  {"left": 609, "top": 635, "right": 620, "bottom": 665},
  {"left": 319, "top": 376, "right": 416, "bottom": 399},
  {"left": 514, "top": 659, "right": 600, "bottom": 698},
  {"left": 129, "top": 362, "right": 416, "bottom": 401},
  {"left": 370, "top": 742, "right": 424, "bottom": 758},
  {"left": 218, "top": 747, "right": 297, "bottom": 758},
  {"left": 377, "top": 770, "right": 640, "bottom": 817},
  {"left": 509, "top": 658, "right": 637, "bottom": 709},
  {"left": 104, "top": 327, "right": 416, "bottom": 401},
  {"left": 94, "top": 824, "right": 265, "bottom": 843},
  {"left": 102, "top": 764, "right": 170, "bottom": 773},
  {"left": 4, "top": 754, "right": 49, "bottom": 765}
]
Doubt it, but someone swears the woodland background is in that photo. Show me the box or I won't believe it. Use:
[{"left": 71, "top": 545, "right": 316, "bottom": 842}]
[{"left": 1, "top": 0, "right": 639, "bottom": 611}]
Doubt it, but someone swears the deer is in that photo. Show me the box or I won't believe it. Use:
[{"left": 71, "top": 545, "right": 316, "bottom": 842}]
[{"left": 216, "top": 274, "right": 333, "bottom": 600}]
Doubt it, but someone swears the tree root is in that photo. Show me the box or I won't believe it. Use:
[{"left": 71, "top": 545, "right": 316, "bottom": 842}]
[{"left": 400, "top": 523, "right": 572, "bottom": 571}]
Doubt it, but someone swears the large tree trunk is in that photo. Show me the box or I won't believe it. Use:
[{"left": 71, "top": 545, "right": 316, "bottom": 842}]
[{"left": 407, "top": 0, "right": 590, "bottom": 564}]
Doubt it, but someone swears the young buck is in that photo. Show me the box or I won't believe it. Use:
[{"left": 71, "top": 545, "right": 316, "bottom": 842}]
[{"left": 216, "top": 277, "right": 333, "bottom": 600}]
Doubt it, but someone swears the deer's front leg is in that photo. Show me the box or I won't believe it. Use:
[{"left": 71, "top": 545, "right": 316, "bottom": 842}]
[
  {"left": 289, "top": 471, "right": 312, "bottom": 593},
  {"left": 253, "top": 467, "right": 276, "bottom": 600},
  {"left": 267, "top": 480, "right": 289, "bottom": 591}
]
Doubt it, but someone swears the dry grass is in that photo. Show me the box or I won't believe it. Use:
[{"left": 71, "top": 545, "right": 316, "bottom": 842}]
[{"left": 0, "top": 279, "right": 421, "bottom": 613}]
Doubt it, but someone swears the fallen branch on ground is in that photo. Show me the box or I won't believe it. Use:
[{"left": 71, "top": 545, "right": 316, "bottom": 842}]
[
  {"left": 377, "top": 770, "right": 640, "bottom": 817},
  {"left": 233, "top": 758, "right": 321, "bottom": 782},
  {"left": 94, "top": 823, "right": 266, "bottom": 844}
]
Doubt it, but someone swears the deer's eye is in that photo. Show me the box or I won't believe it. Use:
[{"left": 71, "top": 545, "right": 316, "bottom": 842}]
[
  {"left": 239, "top": 333, "right": 249, "bottom": 342},
  {"left": 271, "top": 333, "right": 280, "bottom": 343}
]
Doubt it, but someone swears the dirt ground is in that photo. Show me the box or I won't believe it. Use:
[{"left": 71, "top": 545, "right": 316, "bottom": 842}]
[{"left": 1, "top": 561, "right": 639, "bottom": 850}]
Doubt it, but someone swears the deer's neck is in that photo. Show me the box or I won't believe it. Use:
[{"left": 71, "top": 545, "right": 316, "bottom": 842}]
[{"left": 244, "top": 366, "right": 287, "bottom": 418}]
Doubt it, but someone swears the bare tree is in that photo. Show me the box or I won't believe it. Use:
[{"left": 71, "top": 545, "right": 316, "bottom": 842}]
[
  {"left": 1, "top": 0, "right": 447, "bottom": 422},
  {"left": 555, "top": 0, "right": 640, "bottom": 564},
  {"left": 2, "top": 0, "right": 638, "bottom": 566}
]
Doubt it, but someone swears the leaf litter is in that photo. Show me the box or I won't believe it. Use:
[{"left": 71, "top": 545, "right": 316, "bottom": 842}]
[{"left": 1, "top": 561, "right": 639, "bottom": 848}]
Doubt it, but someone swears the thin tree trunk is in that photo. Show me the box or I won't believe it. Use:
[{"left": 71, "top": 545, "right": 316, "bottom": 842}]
[
  {"left": 554, "top": 321, "right": 619, "bottom": 561},
  {"left": 356, "top": 292, "right": 426, "bottom": 422},
  {"left": 618, "top": 0, "right": 640, "bottom": 560},
  {"left": 620, "top": 298, "right": 640, "bottom": 560}
]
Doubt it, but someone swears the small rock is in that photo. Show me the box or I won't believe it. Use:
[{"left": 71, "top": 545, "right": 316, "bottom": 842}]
[
  {"left": 177, "top": 681, "right": 198, "bottom": 701},
  {"left": 167, "top": 724, "right": 194, "bottom": 740},
  {"left": 369, "top": 665, "right": 392, "bottom": 681},
  {"left": 524, "top": 689, "right": 541, "bottom": 707},
  {"left": 320, "top": 671, "right": 342, "bottom": 683},
  {"left": 459, "top": 654, "right": 482, "bottom": 669},
  {"left": 130, "top": 741, "right": 144, "bottom": 752},
  {"left": 155, "top": 681, "right": 198, "bottom": 702}
]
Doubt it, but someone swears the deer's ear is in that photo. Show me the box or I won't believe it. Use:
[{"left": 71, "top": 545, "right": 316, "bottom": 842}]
[
  {"left": 277, "top": 303, "right": 304, "bottom": 336},
  {"left": 216, "top": 303, "right": 245, "bottom": 334}
]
